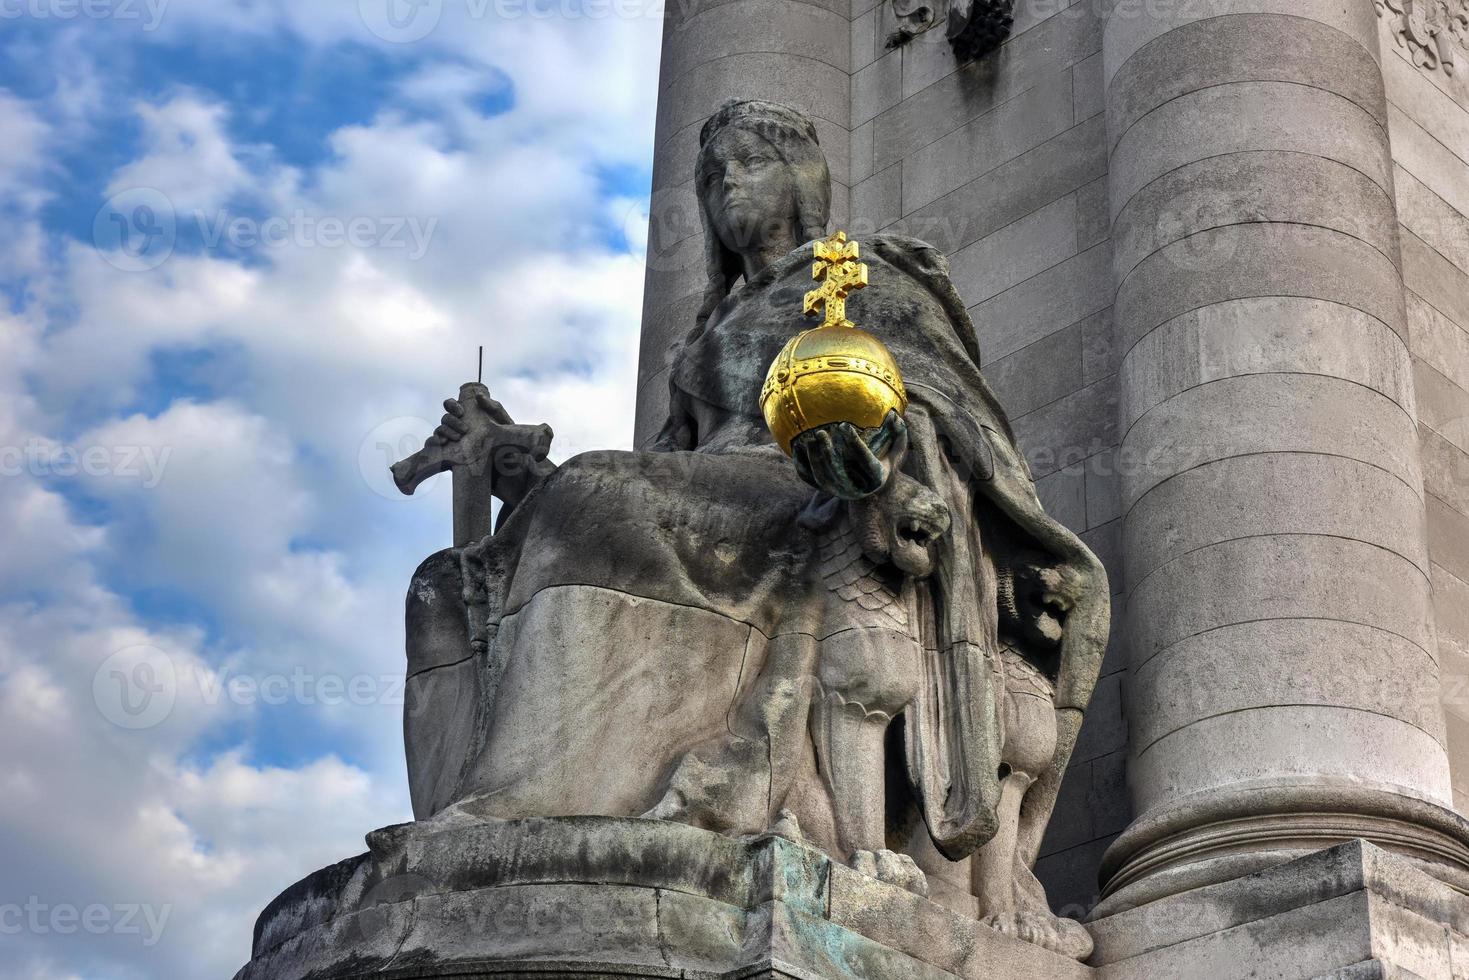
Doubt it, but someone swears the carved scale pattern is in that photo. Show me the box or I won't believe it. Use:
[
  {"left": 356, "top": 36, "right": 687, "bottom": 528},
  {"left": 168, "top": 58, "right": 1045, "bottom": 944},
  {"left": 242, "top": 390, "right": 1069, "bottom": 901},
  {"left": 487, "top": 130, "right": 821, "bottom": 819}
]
[{"left": 818, "top": 515, "right": 909, "bottom": 630}]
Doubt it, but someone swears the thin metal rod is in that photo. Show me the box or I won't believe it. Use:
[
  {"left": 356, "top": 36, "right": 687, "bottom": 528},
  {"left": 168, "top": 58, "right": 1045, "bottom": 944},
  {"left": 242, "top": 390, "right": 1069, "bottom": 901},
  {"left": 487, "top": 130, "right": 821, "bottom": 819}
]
[{"left": 478, "top": 346, "right": 484, "bottom": 384}]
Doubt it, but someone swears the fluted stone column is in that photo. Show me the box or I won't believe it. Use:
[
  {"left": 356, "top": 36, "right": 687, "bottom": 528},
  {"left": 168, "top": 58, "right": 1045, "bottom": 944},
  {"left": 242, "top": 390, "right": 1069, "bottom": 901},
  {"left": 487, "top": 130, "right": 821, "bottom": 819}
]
[
  {"left": 634, "top": 0, "right": 852, "bottom": 447},
  {"left": 1098, "top": 0, "right": 1469, "bottom": 910}
]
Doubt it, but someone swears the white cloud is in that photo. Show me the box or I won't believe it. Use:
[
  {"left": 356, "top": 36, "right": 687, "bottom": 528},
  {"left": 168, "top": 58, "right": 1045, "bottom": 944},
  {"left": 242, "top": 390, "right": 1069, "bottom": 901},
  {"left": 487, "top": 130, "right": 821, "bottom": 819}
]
[
  {"left": 0, "top": 3, "right": 662, "bottom": 977},
  {"left": 0, "top": 91, "right": 50, "bottom": 205},
  {"left": 0, "top": 473, "right": 406, "bottom": 978},
  {"left": 107, "top": 95, "right": 259, "bottom": 214}
]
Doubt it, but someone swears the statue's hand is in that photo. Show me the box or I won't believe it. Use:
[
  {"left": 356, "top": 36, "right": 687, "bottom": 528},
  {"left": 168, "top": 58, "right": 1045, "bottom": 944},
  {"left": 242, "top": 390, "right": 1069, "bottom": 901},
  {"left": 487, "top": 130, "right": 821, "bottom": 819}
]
[
  {"left": 792, "top": 410, "right": 907, "bottom": 501},
  {"left": 433, "top": 392, "right": 514, "bottom": 446}
]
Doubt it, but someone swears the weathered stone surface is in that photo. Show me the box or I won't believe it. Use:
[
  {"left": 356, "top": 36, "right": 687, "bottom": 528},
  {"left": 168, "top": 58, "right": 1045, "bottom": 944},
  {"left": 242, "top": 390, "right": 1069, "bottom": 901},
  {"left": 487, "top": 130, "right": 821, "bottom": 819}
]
[
  {"left": 1131, "top": 619, "right": 1445, "bottom": 754},
  {"left": 236, "top": 818, "right": 1096, "bottom": 980},
  {"left": 852, "top": 49, "right": 901, "bottom": 126},
  {"left": 1039, "top": 750, "right": 1130, "bottom": 858},
  {"left": 871, "top": 3, "right": 1099, "bottom": 171},
  {"left": 1403, "top": 228, "right": 1469, "bottom": 332},
  {"left": 1072, "top": 51, "right": 1104, "bottom": 122},
  {"left": 1389, "top": 104, "right": 1469, "bottom": 223},
  {"left": 896, "top": 114, "right": 1107, "bottom": 255},
  {"left": 1429, "top": 493, "right": 1469, "bottom": 586},
  {"left": 1408, "top": 292, "right": 1469, "bottom": 396},
  {"left": 1124, "top": 452, "right": 1430, "bottom": 585},
  {"left": 658, "top": 0, "right": 848, "bottom": 97},
  {"left": 1102, "top": 0, "right": 1380, "bottom": 87},
  {"left": 850, "top": 162, "right": 901, "bottom": 231},
  {"left": 1382, "top": 49, "right": 1469, "bottom": 165},
  {"left": 1120, "top": 374, "right": 1423, "bottom": 511},
  {"left": 980, "top": 317, "right": 1083, "bottom": 418},
  {"left": 947, "top": 193, "right": 1079, "bottom": 308},
  {"left": 902, "top": 67, "right": 1073, "bottom": 212},
  {"left": 971, "top": 243, "right": 1111, "bottom": 363},
  {"left": 1110, "top": 83, "right": 1393, "bottom": 221},
  {"left": 1395, "top": 166, "right": 1469, "bottom": 279},
  {"left": 1091, "top": 842, "right": 1469, "bottom": 977},
  {"left": 1035, "top": 461, "right": 1087, "bottom": 533},
  {"left": 1011, "top": 376, "right": 1117, "bottom": 480},
  {"left": 1114, "top": 224, "right": 1408, "bottom": 354},
  {"left": 1103, "top": 6, "right": 1469, "bottom": 885},
  {"left": 1106, "top": 12, "right": 1388, "bottom": 142},
  {"left": 1111, "top": 151, "right": 1399, "bottom": 287},
  {"left": 1119, "top": 298, "right": 1414, "bottom": 430},
  {"left": 1126, "top": 533, "right": 1435, "bottom": 666}
]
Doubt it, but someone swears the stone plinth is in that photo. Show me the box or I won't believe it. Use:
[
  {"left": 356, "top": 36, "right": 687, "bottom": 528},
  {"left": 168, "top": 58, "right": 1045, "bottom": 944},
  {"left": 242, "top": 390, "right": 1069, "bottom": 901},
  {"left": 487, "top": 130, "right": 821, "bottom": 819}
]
[
  {"left": 1090, "top": 840, "right": 1469, "bottom": 979},
  {"left": 233, "top": 816, "right": 1092, "bottom": 980}
]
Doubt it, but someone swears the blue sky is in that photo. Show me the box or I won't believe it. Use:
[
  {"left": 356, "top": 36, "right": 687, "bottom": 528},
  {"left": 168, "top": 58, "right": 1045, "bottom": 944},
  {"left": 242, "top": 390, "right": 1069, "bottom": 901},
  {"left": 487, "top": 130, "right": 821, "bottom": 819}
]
[{"left": 0, "top": 2, "right": 659, "bottom": 977}]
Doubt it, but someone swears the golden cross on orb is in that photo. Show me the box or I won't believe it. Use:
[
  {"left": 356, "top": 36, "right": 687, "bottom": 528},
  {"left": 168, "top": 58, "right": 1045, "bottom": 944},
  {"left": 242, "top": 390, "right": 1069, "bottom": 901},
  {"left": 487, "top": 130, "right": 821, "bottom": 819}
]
[{"left": 804, "top": 231, "right": 869, "bottom": 329}]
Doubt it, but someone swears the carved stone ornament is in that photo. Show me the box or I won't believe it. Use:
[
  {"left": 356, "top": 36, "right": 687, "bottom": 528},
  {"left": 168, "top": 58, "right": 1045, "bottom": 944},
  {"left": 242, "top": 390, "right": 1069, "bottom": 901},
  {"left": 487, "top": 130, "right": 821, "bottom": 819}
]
[
  {"left": 946, "top": 0, "right": 1015, "bottom": 63},
  {"left": 1377, "top": 0, "right": 1469, "bottom": 76},
  {"left": 884, "top": 0, "right": 1014, "bottom": 62},
  {"left": 886, "top": 0, "right": 943, "bottom": 48}
]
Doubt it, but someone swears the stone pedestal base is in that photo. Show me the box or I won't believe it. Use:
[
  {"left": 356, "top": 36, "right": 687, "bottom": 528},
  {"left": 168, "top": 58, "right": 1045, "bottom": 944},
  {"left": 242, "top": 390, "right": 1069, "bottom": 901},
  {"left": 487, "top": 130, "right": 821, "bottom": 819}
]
[
  {"left": 233, "top": 816, "right": 1090, "bottom": 980},
  {"left": 237, "top": 813, "right": 1469, "bottom": 977},
  {"left": 1090, "top": 841, "right": 1469, "bottom": 978}
]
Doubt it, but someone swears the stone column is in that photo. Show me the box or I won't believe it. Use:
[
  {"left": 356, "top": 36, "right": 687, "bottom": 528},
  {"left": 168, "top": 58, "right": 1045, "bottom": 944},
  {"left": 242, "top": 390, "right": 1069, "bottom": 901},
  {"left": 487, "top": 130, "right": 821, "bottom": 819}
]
[
  {"left": 1098, "top": 0, "right": 1469, "bottom": 910},
  {"left": 633, "top": 0, "right": 852, "bottom": 447}
]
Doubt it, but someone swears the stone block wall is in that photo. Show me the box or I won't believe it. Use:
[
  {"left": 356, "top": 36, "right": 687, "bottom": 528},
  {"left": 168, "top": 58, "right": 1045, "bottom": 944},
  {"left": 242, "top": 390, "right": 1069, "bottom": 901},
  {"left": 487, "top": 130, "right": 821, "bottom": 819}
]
[{"left": 1376, "top": 3, "right": 1469, "bottom": 815}]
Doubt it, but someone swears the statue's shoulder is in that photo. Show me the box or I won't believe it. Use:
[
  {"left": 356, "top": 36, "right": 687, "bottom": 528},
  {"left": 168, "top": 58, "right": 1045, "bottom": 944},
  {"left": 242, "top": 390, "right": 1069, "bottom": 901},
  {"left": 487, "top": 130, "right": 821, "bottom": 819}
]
[{"left": 863, "top": 233, "right": 955, "bottom": 283}]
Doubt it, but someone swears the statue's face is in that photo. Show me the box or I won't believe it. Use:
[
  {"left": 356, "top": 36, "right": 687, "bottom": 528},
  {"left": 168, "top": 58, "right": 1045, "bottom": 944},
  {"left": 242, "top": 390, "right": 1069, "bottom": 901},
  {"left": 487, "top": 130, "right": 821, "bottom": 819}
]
[{"left": 698, "top": 127, "right": 798, "bottom": 257}]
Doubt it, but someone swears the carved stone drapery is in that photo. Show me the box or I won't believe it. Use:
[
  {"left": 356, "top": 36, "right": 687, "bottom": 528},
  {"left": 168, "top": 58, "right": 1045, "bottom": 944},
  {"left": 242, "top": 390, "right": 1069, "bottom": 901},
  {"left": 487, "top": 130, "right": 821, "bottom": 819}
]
[{"left": 1377, "top": 0, "right": 1469, "bottom": 77}]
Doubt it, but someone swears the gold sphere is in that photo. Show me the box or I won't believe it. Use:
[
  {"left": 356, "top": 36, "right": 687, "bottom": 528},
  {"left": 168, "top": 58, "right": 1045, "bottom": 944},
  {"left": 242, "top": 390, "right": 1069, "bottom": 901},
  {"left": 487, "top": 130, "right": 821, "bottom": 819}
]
[{"left": 760, "top": 324, "right": 908, "bottom": 456}]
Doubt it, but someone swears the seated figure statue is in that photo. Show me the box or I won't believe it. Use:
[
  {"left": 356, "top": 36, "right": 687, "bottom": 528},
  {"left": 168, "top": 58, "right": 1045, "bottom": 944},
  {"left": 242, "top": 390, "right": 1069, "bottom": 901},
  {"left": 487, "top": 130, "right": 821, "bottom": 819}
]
[{"left": 401, "top": 99, "right": 1109, "bottom": 960}]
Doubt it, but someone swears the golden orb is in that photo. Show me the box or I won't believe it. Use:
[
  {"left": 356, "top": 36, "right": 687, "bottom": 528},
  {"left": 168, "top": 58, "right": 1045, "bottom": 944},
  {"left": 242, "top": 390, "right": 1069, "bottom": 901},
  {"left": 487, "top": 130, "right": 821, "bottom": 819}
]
[
  {"left": 761, "top": 231, "right": 907, "bottom": 456},
  {"left": 761, "top": 324, "right": 908, "bottom": 456}
]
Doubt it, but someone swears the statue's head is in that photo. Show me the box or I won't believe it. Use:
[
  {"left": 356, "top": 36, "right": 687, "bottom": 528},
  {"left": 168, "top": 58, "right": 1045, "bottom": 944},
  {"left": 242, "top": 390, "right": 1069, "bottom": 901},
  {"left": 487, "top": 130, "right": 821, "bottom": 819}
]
[{"left": 695, "top": 100, "right": 831, "bottom": 325}]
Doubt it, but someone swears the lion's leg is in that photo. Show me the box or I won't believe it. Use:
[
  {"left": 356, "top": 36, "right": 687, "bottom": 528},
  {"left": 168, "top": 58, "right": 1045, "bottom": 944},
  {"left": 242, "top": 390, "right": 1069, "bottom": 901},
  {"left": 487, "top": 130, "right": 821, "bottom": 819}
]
[
  {"left": 972, "top": 769, "right": 1034, "bottom": 916},
  {"left": 809, "top": 691, "right": 888, "bottom": 858},
  {"left": 809, "top": 626, "right": 929, "bottom": 895}
]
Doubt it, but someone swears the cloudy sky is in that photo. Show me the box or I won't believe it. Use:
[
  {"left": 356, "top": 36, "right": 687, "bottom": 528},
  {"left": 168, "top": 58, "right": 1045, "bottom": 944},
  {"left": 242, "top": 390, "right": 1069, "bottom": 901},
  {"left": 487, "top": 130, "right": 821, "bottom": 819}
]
[{"left": 0, "top": 2, "right": 659, "bottom": 976}]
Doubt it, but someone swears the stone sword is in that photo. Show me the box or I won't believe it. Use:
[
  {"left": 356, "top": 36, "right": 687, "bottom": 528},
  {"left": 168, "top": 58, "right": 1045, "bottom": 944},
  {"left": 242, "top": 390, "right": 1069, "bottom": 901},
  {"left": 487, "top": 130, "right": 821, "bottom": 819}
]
[{"left": 390, "top": 379, "right": 554, "bottom": 548}]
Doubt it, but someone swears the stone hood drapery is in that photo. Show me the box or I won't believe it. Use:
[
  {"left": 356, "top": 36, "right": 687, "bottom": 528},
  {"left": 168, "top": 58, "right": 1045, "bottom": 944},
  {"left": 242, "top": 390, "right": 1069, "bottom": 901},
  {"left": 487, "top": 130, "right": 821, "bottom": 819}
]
[{"left": 663, "top": 233, "right": 1110, "bottom": 861}]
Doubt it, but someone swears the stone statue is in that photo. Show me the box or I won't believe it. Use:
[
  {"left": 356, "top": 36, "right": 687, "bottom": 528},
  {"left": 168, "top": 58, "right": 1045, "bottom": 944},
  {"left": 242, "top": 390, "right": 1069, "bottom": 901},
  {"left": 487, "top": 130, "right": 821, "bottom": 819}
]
[{"left": 399, "top": 99, "right": 1110, "bottom": 960}]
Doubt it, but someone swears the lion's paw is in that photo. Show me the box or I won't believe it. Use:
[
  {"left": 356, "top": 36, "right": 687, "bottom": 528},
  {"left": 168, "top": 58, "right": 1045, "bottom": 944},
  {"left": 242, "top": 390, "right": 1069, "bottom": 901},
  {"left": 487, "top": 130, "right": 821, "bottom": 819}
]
[
  {"left": 850, "top": 848, "right": 930, "bottom": 897},
  {"left": 981, "top": 910, "right": 1093, "bottom": 961}
]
